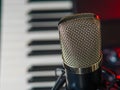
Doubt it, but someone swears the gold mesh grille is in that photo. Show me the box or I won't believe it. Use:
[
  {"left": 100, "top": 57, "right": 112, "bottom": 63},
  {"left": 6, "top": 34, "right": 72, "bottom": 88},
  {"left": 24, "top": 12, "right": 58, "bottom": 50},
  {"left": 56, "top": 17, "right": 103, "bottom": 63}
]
[{"left": 58, "top": 13, "right": 101, "bottom": 68}]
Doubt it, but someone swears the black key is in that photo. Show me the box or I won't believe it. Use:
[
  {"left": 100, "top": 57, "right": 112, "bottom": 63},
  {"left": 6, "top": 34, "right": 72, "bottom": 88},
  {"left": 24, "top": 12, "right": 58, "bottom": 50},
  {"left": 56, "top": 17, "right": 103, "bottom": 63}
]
[
  {"left": 28, "top": 9, "right": 73, "bottom": 14},
  {"left": 28, "top": 65, "right": 63, "bottom": 72},
  {"left": 28, "top": 40, "right": 60, "bottom": 46},
  {"left": 31, "top": 87, "right": 52, "bottom": 90},
  {"left": 28, "top": 76, "right": 58, "bottom": 83},
  {"left": 28, "top": 0, "right": 71, "bottom": 2},
  {"left": 31, "top": 87, "right": 65, "bottom": 90},
  {"left": 28, "top": 50, "right": 61, "bottom": 56},
  {"left": 28, "top": 18, "right": 60, "bottom": 23},
  {"left": 28, "top": 26, "right": 58, "bottom": 32}
]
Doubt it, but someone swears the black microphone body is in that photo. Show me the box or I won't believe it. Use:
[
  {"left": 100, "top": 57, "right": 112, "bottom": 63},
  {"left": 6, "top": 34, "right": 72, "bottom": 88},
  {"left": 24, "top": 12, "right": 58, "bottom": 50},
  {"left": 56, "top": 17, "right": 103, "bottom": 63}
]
[
  {"left": 65, "top": 66, "right": 101, "bottom": 90},
  {"left": 58, "top": 13, "right": 102, "bottom": 90}
]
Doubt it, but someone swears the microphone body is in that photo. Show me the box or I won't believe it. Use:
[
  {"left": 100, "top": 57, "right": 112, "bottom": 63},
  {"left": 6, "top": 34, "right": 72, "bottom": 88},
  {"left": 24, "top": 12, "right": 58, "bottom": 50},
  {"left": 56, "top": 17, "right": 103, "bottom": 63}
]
[
  {"left": 58, "top": 13, "right": 102, "bottom": 90},
  {"left": 65, "top": 65, "right": 101, "bottom": 90}
]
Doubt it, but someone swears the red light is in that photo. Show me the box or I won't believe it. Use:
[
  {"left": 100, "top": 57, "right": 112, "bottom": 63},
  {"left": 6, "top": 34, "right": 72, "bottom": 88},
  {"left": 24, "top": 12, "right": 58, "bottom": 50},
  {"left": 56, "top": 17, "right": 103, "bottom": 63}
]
[
  {"left": 96, "top": 15, "right": 100, "bottom": 19},
  {"left": 116, "top": 75, "right": 120, "bottom": 79},
  {"left": 102, "top": 66, "right": 116, "bottom": 75},
  {"left": 118, "top": 53, "right": 120, "bottom": 58},
  {"left": 114, "top": 48, "right": 120, "bottom": 58},
  {"left": 115, "top": 48, "right": 120, "bottom": 52}
]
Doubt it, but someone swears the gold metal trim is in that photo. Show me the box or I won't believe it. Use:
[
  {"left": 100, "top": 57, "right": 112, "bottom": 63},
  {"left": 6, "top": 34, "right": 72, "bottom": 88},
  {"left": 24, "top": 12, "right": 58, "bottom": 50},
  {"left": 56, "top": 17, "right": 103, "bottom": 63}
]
[{"left": 64, "top": 54, "right": 102, "bottom": 74}]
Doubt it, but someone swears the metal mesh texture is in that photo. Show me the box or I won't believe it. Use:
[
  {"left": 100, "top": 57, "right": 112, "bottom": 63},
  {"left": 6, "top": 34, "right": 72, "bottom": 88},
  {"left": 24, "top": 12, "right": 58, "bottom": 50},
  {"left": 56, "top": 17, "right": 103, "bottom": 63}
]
[{"left": 58, "top": 13, "right": 101, "bottom": 68}]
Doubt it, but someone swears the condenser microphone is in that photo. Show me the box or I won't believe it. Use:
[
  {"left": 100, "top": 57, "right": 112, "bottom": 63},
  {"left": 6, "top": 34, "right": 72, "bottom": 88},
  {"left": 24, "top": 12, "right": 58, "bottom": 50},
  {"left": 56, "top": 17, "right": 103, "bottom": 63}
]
[{"left": 58, "top": 13, "right": 102, "bottom": 90}]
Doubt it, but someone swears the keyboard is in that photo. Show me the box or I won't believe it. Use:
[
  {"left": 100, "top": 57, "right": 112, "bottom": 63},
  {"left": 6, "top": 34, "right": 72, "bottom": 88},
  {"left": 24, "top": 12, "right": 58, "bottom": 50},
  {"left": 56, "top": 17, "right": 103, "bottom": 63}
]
[{"left": 0, "top": 0, "right": 74, "bottom": 90}]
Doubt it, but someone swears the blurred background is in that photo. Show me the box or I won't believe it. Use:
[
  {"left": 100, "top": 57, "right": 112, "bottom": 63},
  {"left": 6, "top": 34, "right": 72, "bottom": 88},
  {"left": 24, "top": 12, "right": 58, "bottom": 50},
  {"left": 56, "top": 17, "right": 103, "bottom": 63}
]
[{"left": 0, "top": 0, "right": 120, "bottom": 90}]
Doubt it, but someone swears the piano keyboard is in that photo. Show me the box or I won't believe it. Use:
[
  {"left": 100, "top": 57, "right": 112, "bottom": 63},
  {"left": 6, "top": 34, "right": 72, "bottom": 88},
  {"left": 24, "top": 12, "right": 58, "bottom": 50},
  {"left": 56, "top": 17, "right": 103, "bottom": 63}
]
[{"left": 0, "top": 0, "right": 74, "bottom": 90}]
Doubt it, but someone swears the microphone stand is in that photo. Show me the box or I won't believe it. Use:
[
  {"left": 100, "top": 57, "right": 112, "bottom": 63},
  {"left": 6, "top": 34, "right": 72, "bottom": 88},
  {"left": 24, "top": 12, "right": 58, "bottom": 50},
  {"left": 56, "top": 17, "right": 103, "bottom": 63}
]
[
  {"left": 52, "top": 67, "right": 118, "bottom": 90},
  {"left": 51, "top": 68, "right": 102, "bottom": 90},
  {"left": 51, "top": 69, "right": 66, "bottom": 90}
]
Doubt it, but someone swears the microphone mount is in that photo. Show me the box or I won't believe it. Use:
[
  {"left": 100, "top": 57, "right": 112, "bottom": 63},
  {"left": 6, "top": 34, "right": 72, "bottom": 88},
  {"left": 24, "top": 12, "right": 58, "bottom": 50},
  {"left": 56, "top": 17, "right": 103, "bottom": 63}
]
[{"left": 51, "top": 67, "right": 120, "bottom": 90}]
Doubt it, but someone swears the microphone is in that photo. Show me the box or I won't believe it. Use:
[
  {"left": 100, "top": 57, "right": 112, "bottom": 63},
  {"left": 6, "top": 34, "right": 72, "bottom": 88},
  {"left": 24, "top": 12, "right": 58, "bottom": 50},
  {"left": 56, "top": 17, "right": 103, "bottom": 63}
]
[{"left": 58, "top": 13, "right": 102, "bottom": 90}]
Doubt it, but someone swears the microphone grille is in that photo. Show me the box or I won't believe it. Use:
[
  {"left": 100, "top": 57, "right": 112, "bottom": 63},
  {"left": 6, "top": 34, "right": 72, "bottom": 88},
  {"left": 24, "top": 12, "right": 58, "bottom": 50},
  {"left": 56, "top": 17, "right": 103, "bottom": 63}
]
[{"left": 58, "top": 13, "right": 101, "bottom": 68}]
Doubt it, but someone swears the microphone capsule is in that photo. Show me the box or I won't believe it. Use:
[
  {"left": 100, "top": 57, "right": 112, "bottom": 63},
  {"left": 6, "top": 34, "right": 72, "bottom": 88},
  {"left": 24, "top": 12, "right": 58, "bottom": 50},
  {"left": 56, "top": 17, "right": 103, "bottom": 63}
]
[{"left": 58, "top": 13, "right": 102, "bottom": 74}]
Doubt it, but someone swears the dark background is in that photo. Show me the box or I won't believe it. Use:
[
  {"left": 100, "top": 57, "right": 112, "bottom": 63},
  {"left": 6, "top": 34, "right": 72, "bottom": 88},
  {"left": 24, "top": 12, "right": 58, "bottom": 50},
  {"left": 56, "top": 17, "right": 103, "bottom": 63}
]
[
  {"left": 75, "top": 0, "right": 120, "bottom": 48},
  {"left": 76, "top": 0, "right": 120, "bottom": 20}
]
